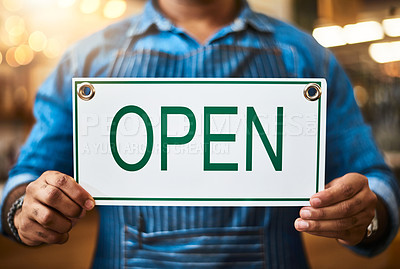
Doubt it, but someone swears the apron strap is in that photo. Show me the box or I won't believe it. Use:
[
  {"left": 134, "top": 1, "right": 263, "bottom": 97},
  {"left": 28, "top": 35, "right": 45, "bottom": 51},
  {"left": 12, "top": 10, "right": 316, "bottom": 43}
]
[
  {"left": 257, "top": 32, "right": 289, "bottom": 77},
  {"left": 108, "top": 20, "right": 143, "bottom": 77}
]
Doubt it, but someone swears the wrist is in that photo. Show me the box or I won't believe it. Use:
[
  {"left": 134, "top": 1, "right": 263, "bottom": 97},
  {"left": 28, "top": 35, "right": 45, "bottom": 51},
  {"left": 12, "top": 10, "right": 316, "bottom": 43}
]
[
  {"left": 359, "top": 196, "right": 389, "bottom": 245},
  {"left": 13, "top": 208, "right": 22, "bottom": 230},
  {"left": 366, "top": 209, "right": 378, "bottom": 238},
  {"left": 1, "top": 184, "right": 28, "bottom": 238},
  {"left": 6, "top": 194, "right": 25, "bottom": 243}
]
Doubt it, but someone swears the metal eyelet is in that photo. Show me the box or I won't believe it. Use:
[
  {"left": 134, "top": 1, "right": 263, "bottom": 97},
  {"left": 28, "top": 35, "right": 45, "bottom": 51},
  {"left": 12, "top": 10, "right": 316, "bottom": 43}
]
[
  {"left": 303, "top": 83, "right": 322, "bottom": 101},
  {"left": 78, "top": 83, "right": 95, "bottom": 101}
]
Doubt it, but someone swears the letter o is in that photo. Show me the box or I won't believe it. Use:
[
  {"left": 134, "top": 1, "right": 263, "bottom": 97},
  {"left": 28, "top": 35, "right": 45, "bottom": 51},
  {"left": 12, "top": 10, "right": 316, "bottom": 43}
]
[{"left": 110, "top": 105, "right": 153, "bottom": 171}]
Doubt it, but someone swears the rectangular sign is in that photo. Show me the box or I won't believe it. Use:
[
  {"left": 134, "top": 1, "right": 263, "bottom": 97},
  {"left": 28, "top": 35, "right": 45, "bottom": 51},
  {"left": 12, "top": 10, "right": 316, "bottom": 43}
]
[{"left": 73, "top": 78, "right": 326, "bottom": 206}]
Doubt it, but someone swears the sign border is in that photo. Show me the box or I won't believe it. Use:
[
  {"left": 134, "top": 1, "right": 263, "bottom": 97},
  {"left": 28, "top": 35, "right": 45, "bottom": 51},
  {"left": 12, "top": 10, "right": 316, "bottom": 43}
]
[{"left": 74, "top": 79, "right": 323, "bottom": 203}]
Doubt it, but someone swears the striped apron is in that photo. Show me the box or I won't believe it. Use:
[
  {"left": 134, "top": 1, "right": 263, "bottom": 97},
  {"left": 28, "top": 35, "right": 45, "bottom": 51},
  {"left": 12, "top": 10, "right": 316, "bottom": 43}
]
[{"left": 92, "top": 33, "right": 309, "bottom": 269}]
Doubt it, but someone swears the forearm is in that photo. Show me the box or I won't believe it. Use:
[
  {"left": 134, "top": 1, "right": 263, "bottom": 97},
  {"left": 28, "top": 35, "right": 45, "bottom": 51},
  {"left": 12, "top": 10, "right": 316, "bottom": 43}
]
[{"left": 1, "top": 184, "right": 28, "bottom": 238}]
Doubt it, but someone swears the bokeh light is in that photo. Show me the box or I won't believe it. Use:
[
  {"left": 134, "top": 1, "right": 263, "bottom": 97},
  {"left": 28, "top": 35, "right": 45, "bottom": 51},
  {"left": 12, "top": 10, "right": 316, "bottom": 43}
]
[
  {"left": 383, "top": 62, "right": 400, "bottom": 78},
  {"left": 0, "top": 52, "right": 3, "bottom": 65},
  {"left": 1, "top": 29, "right": 13, "bottom": 46},
  {"left": 344, "top": 21, "right": 384, "bottom": 44},
  {"left": 312, "top": 25, "right": 346, "bottom": 48},
  {"left": 353, "top": 85, "right": 369, "bottom": 107},
  {"left": 80, "top": 0, "right": 101, "bottom": 14},
  {"left": 383, "top": 18, "right": 400, "bottom": 37},
  {"left": 2, "top": 0, "right": 23, "bottom": 12},
  {"left": 6, "top": 47, "right": 20, "bottom": 67},
  {"left": 57, "top": 0, "right": 76, "bottom": 8},
  {"left": 29, "top": 31, "right": 48, "bottom": 52},
  {"left": 8, "top": 30, "right": 28, "bottom": 46},
  {"left": 369, "top": 41, "right": 400, "bottom": 63},
  {"left": 103, "top": 0, "right": 127, "bottom": 19},
  {"left": 43, "top": 38, "right": 62, "bottom": 59},
  {"left": 15, "top": 45, "right": 34, "bottom": 65},
  {"left": 5, "top": 16, "right": 26, "bottom": 37}
]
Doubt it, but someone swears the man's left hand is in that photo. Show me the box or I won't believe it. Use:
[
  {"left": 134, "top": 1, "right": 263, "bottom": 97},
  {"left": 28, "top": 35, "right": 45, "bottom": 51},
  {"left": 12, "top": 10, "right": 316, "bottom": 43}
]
[{"left": 294, "top": 173, "right": 377, "bottom": 246}]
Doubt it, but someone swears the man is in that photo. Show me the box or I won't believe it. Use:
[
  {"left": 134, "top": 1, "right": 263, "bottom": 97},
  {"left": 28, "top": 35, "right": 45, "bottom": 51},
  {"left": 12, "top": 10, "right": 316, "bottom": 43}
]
[{"left": 1, "top": 0, "right": 399, "bottom": 268}]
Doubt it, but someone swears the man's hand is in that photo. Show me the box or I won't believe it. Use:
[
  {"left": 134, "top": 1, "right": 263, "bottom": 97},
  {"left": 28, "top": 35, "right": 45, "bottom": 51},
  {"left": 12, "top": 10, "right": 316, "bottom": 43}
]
[
  {"left": 294, "top": 173, "right": 377, "bottom": 246},
  {"left": 13, "top": 171, "right": 95, "bottom": 246}
]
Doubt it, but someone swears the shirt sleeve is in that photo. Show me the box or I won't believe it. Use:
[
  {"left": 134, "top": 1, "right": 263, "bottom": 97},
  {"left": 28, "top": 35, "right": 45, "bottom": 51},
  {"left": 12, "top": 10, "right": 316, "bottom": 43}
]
[
  {"left": 323, "top": 50, "right": 400, "bottom": 256},
  {"left": 0, "top": 50, "right": 77, "bottom": 235},
  {"left": 351, "top": 175, "right": 400, "bottom": 256}
]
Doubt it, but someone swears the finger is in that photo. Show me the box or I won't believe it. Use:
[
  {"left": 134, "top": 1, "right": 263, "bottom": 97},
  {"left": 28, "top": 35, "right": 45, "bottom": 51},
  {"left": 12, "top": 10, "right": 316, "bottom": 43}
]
[
  {"left": 27, "top": 180, "right": 89, "bottom": 219},
  {"left": 27, "top": 202, "right": 73, "bottom": 234},
  {"left": 29, "top": 182, "right": 83, "bottom": 219},
  {"left": 71, "top": 209, "right": 86, "bottom": 228},
  {"left": 300, "top": 189, "right": 376, "bottom": 220},
  {"left": 295, "top": 211, "right": 371, "bottom": 233},
  {"left": 307, "top": 229, "right": 366, "bottom": 246},
  {"left": 17, "top": 215, "right": 69, "bottom": 245},
  {"left": 43, "top": 171, "right": 95, "bottom": 210},
  {"left": 19, "top": 233, "right": 42, "bottom": 246},
  {"left": 306, "top": 230, "right": 348, "bottom": 239},
  {"left": 310, "top": 173, "right": 368, "bottom": 208},
  {"left": 38, "top": 183, "right": 81, "bottom": 218}
]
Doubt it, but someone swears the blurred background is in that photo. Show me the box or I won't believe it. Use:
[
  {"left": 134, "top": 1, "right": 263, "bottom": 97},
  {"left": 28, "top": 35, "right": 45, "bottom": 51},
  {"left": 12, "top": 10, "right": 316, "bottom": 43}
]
[{"left": 0, "top": 0, "right": 399, "bottom": 268}]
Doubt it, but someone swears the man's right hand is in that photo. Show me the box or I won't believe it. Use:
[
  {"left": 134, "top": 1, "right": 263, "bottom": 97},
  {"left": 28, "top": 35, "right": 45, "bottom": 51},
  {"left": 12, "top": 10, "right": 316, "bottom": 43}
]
[{"left": 13, "top": 171, "right": 95, "bottom": 246}]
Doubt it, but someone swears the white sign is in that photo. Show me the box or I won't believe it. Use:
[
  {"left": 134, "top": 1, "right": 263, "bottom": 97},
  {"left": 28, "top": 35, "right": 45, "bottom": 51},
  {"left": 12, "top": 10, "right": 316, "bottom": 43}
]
[{"left": 73, "top": 78, "right": 326, "bottom": 206}]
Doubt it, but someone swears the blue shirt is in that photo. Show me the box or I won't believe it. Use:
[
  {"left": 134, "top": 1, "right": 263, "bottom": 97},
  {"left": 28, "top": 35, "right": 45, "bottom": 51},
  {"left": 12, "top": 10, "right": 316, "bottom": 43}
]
[{"left": 2, "top": 1, "right": 400, "bottom": 268}]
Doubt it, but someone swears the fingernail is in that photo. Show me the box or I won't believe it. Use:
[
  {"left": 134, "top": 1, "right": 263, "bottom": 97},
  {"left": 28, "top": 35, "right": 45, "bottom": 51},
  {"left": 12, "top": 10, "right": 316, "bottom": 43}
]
[
  {"left": 296, "top": 220, "right": 309, "bottom": 229},
  {"left": 85, "top": 199, "right": 94, "bottom": 210},
  {"left": 311, "top": 198, "right": 322, "bottom": 207},
  {"left": 301, "top": 210, "right": 312, "bottom": 218}
]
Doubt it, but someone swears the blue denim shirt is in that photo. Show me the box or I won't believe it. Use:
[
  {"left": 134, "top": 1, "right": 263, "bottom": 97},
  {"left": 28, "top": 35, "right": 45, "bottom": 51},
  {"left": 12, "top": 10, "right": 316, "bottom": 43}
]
[{"left": 2, "top": 1, "right": 400, "bottom": 268}]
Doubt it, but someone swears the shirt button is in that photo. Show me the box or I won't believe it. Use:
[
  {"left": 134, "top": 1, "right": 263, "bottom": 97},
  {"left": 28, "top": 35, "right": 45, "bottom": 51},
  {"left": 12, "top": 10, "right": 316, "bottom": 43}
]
[
  {"left": 232, "top": 19, "right": 245, "bottom": 31},
  {"left": 158, "top": 20, "right": 172, "bottom": 31}
]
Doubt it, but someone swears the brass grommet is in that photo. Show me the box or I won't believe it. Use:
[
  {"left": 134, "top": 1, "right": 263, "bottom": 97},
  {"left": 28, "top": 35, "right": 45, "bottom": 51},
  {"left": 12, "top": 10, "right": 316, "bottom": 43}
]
[
  {"left": 78, "top": 83, "right": 95, "bottom": 101},
  {"left": 303, "top": 83, "right": 322, "bottom": 101}
]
